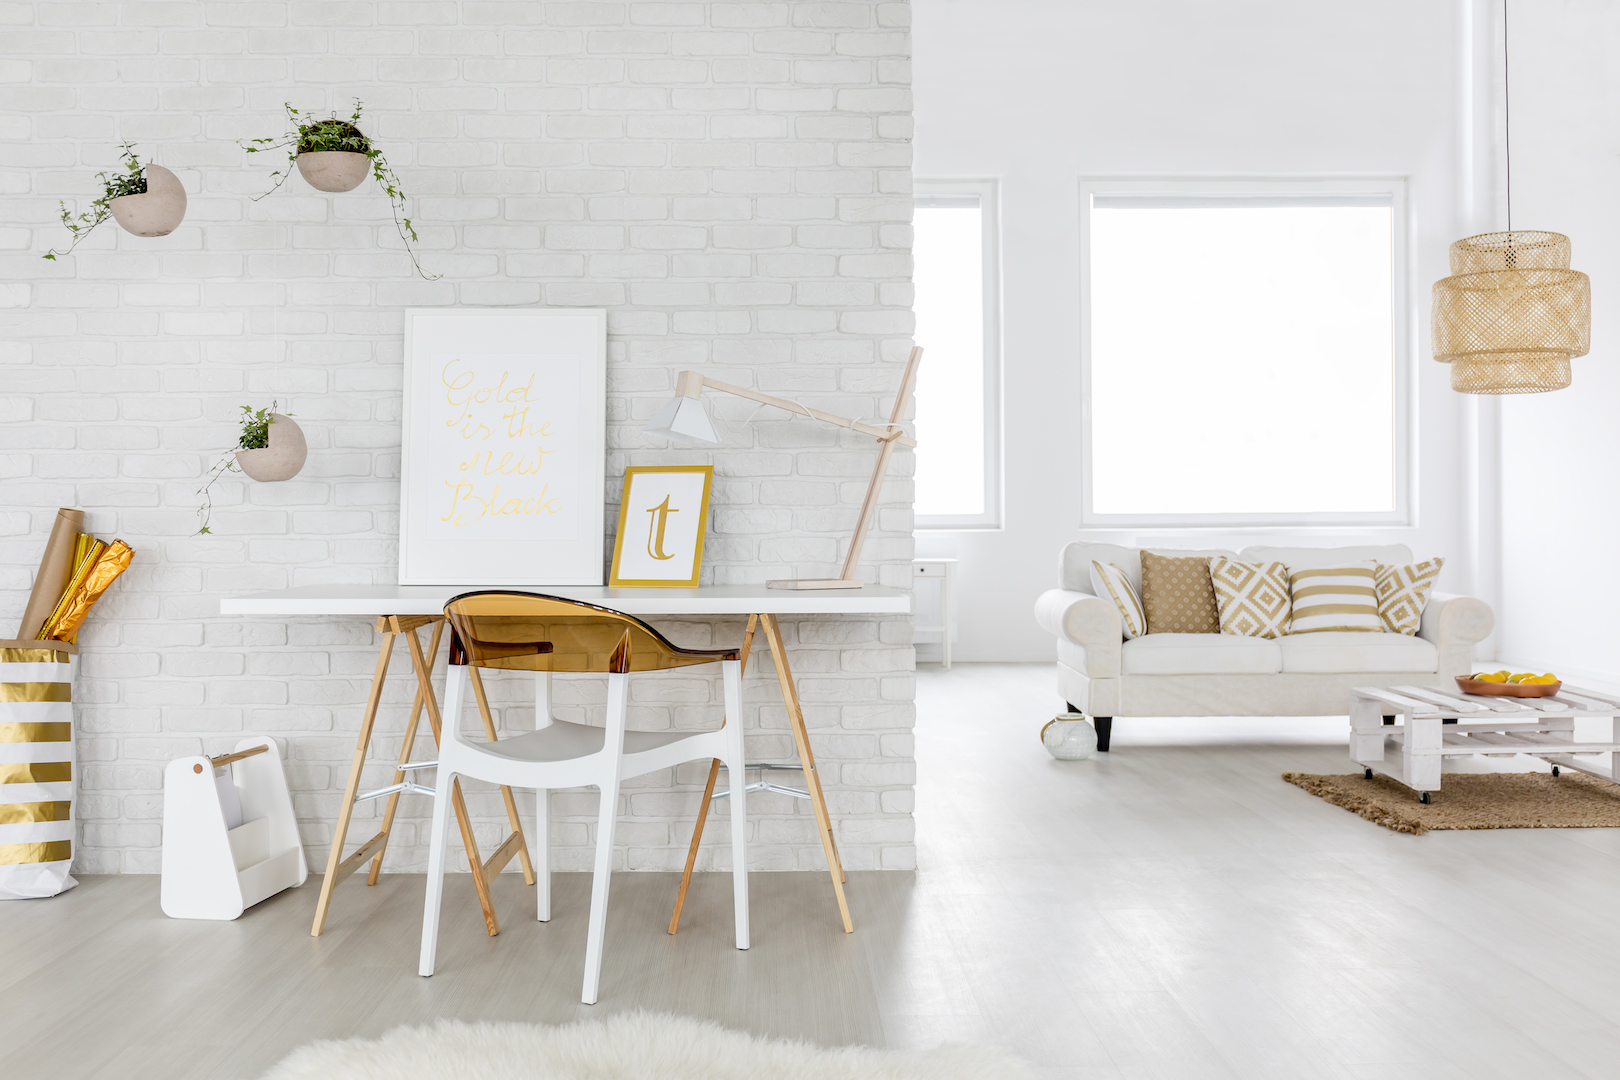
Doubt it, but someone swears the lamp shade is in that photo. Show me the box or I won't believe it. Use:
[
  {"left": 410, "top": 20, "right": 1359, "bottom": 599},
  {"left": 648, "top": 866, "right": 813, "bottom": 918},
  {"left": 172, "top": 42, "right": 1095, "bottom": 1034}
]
[
  {"left": 645, "top": 395, "right": 720, "bottom": 445},
  {"left": 1432, "top": 230, "right": 1591, "bottom": 394}
]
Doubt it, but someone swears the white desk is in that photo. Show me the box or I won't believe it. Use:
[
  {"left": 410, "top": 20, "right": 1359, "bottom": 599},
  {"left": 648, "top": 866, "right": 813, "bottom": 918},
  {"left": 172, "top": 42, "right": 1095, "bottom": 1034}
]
[
  {"left": 220, "top": 584, "right": 909, "bottom": 618},
  {"left": 219, "top": 584, "right": 910, "bottom": 938}
]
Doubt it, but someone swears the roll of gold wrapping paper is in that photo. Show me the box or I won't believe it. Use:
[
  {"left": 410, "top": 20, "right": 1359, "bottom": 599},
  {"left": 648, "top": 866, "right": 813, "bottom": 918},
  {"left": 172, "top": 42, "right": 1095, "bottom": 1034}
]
[
  {"left": 37, "top": 539, "right": 103, "bottom": 642},
  {"left": 43, "top": 540, "right": 133, "bottom": 643}
]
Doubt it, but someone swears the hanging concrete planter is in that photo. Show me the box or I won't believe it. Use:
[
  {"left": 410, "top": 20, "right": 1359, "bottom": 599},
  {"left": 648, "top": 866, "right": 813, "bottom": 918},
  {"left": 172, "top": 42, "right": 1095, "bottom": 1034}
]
[
  {"left": 107, "top": 163, "right": 187, "bottom": 237},
  {"left": 295, "top": 151, "right": 370, "bottom": 193},
  {"left": 234, "top": 414, "right": 307, "bottom": 482}
]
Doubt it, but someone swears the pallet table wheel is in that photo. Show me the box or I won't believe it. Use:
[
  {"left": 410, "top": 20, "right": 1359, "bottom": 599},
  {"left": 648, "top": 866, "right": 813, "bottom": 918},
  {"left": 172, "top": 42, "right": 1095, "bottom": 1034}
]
[
  {"left": 1419, "top": 791, "right": 1431, "bottom": 805},
  {"left": 1364, "top": 768, "right": 1373, "bottom": 780},
  {"left": 1553, "top": 766, "right": 1561, "bottom": 777}
]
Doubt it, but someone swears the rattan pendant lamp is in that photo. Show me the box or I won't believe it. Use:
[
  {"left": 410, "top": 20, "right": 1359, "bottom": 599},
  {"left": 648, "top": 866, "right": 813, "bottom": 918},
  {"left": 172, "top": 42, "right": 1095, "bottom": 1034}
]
[{"left": 1432, "top": 0, "right": 1591, "bottom": 394}]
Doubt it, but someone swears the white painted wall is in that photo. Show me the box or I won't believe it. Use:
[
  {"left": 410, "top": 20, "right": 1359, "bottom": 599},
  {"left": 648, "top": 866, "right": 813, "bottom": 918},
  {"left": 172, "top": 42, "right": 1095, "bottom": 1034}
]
[
  {"left": 0, "top": 0, "right": 917, "bottom": 874},
  {"left": 913, "top": 0, "right": 1480, "bottom": 663},
  {"left": 1495, "top": 1, "right": 1620, "bottom": 682}
]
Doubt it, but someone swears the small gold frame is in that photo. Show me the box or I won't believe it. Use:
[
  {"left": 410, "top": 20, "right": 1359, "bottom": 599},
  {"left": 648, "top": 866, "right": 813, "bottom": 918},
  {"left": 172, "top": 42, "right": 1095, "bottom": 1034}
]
[{"left": 609, "top": 465, "right": 713, "bottom": 588}]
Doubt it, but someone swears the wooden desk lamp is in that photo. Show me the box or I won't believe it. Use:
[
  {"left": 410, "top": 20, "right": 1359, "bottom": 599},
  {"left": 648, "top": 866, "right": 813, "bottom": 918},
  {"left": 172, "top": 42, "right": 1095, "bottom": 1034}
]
[{"left": 646, "top": 345, "right": 923, "bottom": 590}]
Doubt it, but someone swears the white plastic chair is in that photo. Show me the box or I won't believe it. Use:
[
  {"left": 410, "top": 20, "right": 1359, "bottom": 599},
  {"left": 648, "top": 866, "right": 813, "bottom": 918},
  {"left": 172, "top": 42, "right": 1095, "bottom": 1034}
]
[{"left": 418, "top": 591, "right": 749, "bottom": 1004}]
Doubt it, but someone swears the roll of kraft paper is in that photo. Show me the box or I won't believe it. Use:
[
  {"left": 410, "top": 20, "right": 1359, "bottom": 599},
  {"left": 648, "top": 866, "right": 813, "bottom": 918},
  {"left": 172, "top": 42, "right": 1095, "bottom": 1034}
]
[{"left": 16, "top": 509, "right": 84, "bottom": 641}]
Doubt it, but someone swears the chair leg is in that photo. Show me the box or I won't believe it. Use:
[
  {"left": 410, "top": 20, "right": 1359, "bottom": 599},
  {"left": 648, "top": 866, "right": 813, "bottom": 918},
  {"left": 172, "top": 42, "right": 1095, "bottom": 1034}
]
[
  {"left": 536, "top": 787, "right": 551, "bottom": 922},
  {"left": 581, "top": 671, "right": 628, "bottom": 1005},
  {"left": 419, "top": 669, "right": 467, "bottom": 977},
  {"left": 535, "top": 669, "right": 552, "bottom": 921},
  {"left": 722, "top": 658, "right": 749, "bottom": 950}
]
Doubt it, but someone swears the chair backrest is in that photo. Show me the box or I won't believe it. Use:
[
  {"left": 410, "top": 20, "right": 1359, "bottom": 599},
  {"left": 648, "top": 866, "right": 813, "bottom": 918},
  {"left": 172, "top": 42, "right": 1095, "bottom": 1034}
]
[{"left": 444, "top": 591, "right": 738, "bottom": 674}]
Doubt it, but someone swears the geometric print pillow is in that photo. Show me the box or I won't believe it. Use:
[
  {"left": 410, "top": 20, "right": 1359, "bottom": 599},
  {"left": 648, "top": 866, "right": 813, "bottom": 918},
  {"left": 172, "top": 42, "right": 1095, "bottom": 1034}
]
[
  {"left": 1208, "top": 558, "right": 1291, "bottom": 639},
  {"left": 1375, "top": 557, "right": 1444, "bottom": 635}
]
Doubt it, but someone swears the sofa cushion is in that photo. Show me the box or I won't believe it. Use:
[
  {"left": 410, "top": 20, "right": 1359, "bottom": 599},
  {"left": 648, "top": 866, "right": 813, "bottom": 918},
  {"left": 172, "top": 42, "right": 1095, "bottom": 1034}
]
[
  {"left": 1089, "top": 560, "right": 1145, "bottom": 639},
  {"left": 1061, "top": 543, "right": 1238, "bottom": 595},
  {"left": 1240, "top": 544, "right": 1413, "bottom": 570},
  {"left": 1140, "top": 551, "right": 1221, "bottom": 634},
  {"left": 1376, "top": 558, "right": 1444, "bottom": 635},
  {"left": 1277, "top": 631, "right": 1439, "bottom": 673},
  {"left": 1287, "top": 562, "right": 1383, "bottom": 634},
  {"left": 1121, "top": 633, "right": 1283, "bottom": 675},
  {"left": 1209, "top": 557, "right": 1291, "bottom": 639}
]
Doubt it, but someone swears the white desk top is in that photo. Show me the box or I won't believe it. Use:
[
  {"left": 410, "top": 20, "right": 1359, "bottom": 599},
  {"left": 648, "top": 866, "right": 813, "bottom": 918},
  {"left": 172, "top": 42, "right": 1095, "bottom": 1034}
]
[{"left": 219, "top": 584, "right": 911, "bottom": 618}]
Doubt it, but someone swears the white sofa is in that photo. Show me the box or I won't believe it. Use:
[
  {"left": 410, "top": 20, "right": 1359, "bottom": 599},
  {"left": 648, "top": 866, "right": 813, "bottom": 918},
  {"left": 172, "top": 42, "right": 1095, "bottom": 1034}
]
[{"left": 1032, "top": 543, "right": 1494, "bottom": 751}]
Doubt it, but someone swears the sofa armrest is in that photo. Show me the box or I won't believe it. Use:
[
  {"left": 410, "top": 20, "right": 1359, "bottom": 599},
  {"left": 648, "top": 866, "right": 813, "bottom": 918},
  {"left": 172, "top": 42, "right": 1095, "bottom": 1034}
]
[
  {"left": 1416, "top": 591, "right": 1495, "bottom": 677},
  {"left": 1033, "top": 589, "right": 1122, "bottom": 679}
]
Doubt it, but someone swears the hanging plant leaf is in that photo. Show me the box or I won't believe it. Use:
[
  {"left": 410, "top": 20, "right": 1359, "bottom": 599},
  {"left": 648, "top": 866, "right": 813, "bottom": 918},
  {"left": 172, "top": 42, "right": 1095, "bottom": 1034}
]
[{"left": 241, "top": 101, "right": 437, "bottom": 280}]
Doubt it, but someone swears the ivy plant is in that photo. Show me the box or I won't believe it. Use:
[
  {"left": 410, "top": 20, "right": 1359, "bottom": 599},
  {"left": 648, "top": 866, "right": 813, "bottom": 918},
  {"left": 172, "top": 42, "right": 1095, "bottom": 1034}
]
[
  {"left": 195, "top": 403, "right": 289, "bottom": 536},
  {"left": 242, "top": 100, "right": 437, "bottom": 280},
  {"left": 42, "top": 143, "right": 148, "bottom": 261}
]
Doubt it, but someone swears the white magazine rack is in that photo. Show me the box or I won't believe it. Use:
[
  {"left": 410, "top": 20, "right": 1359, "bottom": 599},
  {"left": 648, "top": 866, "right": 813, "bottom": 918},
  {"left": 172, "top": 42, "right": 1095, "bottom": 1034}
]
[{"left": 160, "top": 736, "right": 307, "bottom": 920}]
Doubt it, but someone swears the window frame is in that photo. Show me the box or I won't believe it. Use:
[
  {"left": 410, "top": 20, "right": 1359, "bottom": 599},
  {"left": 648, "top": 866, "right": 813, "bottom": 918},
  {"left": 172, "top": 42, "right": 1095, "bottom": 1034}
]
[
  {"left": 1078, "top": 176, "right": 1413, "bottom": 529},
  {"left": 914, "top": 178, "right": 1004, "bottom": 531}
]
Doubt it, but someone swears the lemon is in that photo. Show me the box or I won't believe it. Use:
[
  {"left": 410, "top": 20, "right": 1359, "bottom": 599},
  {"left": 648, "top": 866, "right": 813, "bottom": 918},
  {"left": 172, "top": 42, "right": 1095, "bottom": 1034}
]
[
  {"left": 1524, "top": 675, "right": 1558, "bottom": 685},
  {"left": 1474, "top": 673, "right": 1507, "bottom": 683}
]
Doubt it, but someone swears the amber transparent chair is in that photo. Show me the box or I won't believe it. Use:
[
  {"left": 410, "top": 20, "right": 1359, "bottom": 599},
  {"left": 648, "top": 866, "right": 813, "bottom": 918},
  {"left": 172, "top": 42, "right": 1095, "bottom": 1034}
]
[{"left": 418, "top": 591, "right": 748, "bottom": 1004}]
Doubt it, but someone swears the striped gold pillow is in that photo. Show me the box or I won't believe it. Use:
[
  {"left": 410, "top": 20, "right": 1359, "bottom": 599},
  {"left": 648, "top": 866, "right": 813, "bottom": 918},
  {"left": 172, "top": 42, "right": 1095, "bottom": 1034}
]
[
  {"left": 1287, "top": 562, "right": 1382, "bottom": 634},
  {"left": 1089, "top": 560, "right": 1145, "bottom": 639}
]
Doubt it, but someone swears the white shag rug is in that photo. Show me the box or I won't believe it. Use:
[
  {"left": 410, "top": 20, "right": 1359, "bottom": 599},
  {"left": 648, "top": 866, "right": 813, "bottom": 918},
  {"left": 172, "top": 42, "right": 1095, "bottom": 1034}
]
[{"left": 259, "top": 1011, "right": 1029, "bottom": 1080}]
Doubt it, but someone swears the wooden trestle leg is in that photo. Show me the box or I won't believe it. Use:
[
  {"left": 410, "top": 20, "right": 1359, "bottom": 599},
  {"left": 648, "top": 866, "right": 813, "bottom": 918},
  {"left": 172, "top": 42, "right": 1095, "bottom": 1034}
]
[
  {"left": 669, "top": 612, "right": 852, "bottom": 935},
  {"left": 367, "top": 618, "right": 443, "bottom": 885},
  {"left": 310, "top": 614, "right": 531, "bottom": 939}
]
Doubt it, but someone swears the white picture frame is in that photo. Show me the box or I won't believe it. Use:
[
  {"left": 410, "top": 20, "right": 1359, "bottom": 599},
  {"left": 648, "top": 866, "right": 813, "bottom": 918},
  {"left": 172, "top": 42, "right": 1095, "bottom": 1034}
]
[{"left": 399, "top": 308, "right": 607, "bottom": 585}]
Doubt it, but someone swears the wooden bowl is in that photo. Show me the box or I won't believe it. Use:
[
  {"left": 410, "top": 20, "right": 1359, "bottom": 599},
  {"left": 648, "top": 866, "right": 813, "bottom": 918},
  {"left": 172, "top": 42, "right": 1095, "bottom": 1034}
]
[{"left": 1455, "top": 676, "right": 1562, "bottom": 698}]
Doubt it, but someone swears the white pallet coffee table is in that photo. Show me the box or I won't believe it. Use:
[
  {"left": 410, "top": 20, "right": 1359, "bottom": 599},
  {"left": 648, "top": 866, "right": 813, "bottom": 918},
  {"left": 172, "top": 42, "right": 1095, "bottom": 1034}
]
[{"left": 1350, "top": 683, "right": 1620, "bottom": 803}]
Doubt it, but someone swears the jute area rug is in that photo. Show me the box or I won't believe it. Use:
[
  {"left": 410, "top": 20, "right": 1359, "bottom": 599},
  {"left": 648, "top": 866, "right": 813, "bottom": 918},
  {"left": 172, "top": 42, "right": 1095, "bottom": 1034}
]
[
  {"left": 1284, "top": 770, "right": 1620, "bottom": 835},
  {"left": 259, "top": 1012, "right": 1030, "bottom": 1080}
]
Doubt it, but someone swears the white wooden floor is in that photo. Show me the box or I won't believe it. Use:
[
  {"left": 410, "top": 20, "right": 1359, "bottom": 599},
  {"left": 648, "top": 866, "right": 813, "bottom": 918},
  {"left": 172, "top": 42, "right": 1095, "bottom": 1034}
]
[{"left": 8, "top": 662, "right": 1620, "bottom": 1078}]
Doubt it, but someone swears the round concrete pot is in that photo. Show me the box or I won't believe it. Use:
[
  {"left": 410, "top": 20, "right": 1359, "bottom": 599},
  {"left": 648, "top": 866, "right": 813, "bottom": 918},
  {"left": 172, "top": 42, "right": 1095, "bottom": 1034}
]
[
  {"left": 295, "top": 151, "right": 371, "bottom": 193},
  {"left": 234, "top": 414, "right": 307, "bottom": 482},
  {"left": 107, "top": 163, "right": 186, "bottom": 237},
  {"left": 1041, "top": 715, "right": 1097, "bottom": 760}
]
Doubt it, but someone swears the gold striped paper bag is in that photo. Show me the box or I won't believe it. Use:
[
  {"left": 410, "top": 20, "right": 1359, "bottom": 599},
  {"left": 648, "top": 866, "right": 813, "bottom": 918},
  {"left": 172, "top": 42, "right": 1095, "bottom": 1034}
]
[{"left": 0, "top": 646, "right": 77, "bottom": 899}]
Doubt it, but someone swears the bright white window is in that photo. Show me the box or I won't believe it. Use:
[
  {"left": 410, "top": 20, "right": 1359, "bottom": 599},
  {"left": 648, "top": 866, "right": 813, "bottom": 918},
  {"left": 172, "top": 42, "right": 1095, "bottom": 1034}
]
[
  {"left": 913, "top": 180, "right": 1001, "bottom": 529},
  {"left": 1081, "top": 179, "right": 1408, "bottom": 526}
]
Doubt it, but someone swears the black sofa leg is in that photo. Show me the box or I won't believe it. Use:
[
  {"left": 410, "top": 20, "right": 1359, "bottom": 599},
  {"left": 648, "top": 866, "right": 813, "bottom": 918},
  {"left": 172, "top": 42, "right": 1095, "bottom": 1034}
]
[{"left": 1065, "top": 704, "right": 1113, "bottom": 752}]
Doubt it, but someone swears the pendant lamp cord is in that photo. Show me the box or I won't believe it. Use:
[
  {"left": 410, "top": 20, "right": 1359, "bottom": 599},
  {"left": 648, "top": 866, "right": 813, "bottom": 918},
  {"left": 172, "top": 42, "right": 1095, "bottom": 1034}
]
[{"left": 1503, "top": 0, "right": 1512, "bottom": 236}]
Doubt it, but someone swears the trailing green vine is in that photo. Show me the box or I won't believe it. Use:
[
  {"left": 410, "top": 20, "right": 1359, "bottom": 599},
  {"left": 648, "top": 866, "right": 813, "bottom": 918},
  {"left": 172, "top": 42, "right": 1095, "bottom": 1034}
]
[
  {"left": 195, "top": 403, "right": 289, "bottom": 536},
  {"left": 42, "top": 143, "right": 147, "bottom": 261},
  {"left": 241, "top": 100, "right": 436, "bottom": 280}
]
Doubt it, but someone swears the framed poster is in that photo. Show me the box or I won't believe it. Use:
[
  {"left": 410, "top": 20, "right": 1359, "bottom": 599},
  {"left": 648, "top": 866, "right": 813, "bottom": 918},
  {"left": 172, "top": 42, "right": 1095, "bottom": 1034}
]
[
  {"left": 609, "top": 466, "right": 713, "bottom": 587},
  {"left": 400, "top": 308, "right": 607, "bottom": 585}
]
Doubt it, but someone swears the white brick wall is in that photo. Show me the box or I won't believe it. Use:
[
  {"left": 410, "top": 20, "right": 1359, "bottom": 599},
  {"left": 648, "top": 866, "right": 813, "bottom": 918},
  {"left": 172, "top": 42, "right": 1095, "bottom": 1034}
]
[{"left": 0, "top": 0, "right": 916, "bottom": 875}]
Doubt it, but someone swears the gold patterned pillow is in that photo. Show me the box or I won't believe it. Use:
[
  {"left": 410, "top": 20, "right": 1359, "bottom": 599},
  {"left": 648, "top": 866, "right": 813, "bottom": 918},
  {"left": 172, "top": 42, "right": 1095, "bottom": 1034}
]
[
  {"left": 1376, "top": 558, "right": 1444, "bottom": 635},
  {"left": 1139, "top": 551, "right": 1220, "bottom": 634},
  {"left": 1208, "top": 558, "right": 1291, "bottom": 639}
]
